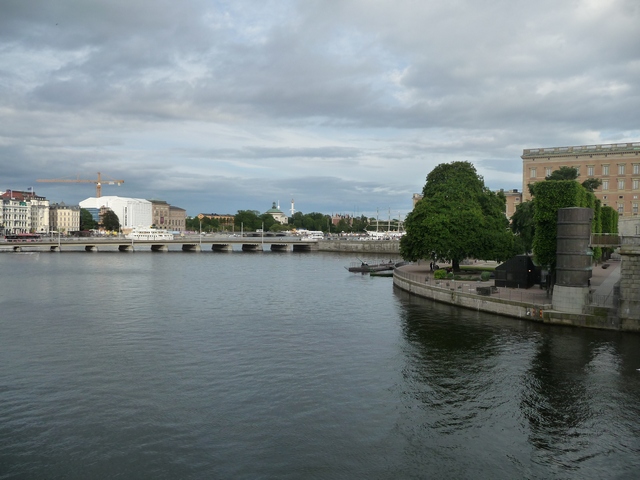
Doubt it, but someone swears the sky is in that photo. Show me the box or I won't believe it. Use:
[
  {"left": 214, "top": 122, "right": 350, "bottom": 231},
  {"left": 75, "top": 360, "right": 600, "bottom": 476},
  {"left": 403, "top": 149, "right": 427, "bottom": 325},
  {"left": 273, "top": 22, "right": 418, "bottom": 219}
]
[{"left": 2, "top": 0, "right": 639, "bottom": 219}]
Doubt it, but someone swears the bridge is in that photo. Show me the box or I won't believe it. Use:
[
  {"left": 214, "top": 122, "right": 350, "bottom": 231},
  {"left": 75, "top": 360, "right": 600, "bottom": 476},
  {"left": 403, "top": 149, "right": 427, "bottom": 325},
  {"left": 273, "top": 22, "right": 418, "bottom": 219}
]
[{"left": 0, "top": 234, "right": 319, "bottom": 253}]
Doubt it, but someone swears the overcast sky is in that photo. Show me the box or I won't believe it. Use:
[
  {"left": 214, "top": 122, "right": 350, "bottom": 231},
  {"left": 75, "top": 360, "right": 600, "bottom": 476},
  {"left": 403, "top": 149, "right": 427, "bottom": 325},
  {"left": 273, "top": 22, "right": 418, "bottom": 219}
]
[{"left": 2, "top": 0, "right": 639, "bottom": 218}]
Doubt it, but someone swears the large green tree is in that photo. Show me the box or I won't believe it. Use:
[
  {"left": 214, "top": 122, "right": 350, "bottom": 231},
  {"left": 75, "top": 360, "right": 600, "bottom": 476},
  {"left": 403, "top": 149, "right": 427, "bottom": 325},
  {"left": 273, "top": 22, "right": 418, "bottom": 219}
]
[
  {"left": 400, "top": 161, "right": 514, "bottom": 271},
  {"left": 80, "top": 208, "right": 98, "bottom": 231},
  {"left": 510, "top": 200, "right": 535, "bottom": 254},
  {"left": 101, "top": 210, "right": 120, "bottom": 231}
]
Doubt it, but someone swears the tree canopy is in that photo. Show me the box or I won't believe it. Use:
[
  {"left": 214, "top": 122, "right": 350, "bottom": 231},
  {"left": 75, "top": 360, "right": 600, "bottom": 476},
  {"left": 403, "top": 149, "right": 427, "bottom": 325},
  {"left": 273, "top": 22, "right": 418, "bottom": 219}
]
[
  {"left": 80, "top": 208, "right": 98, "bottom": 231},
  {"left": 101, "top": 210, "right": 120, "bottom": 231},
  {"left": 400, "top": 161, "right": 514, "bottom": 270}
]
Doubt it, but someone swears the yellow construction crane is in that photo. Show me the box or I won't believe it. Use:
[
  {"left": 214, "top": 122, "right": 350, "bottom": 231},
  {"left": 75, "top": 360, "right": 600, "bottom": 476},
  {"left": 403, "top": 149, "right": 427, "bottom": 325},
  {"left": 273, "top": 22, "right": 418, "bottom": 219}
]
[{"left": 36, "top": 172, "right": 124, "bottom": 198}]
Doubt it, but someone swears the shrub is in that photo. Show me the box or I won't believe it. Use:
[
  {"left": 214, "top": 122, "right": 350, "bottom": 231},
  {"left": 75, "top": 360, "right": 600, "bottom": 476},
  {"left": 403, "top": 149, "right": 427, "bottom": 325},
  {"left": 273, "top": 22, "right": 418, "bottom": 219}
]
[
  {"left": 480, "top": 271, "right": 491, "bottom": 281},
  {"left": 434, "top": 269, "right": 447, "bottom": 279}
]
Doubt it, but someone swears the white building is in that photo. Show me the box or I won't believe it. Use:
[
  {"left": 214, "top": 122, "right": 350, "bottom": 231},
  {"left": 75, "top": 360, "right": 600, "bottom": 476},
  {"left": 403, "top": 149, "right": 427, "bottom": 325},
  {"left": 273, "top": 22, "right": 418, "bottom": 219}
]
[
  {"left": 0, "top": 190, "right": 50, "bottom": 234},
  {"left": 80, "top": 196, "right": 153, "bottom": 232}
]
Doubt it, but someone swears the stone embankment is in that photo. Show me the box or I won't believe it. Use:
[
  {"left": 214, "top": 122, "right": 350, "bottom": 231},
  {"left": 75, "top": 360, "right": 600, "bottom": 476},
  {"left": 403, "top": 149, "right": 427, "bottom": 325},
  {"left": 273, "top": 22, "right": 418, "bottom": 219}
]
[
  {"left": 318, "top": 239, "right": 400, "bottom": 254},
  {"left": 393, "top": 260, "right": 637, "bottom": 331}
]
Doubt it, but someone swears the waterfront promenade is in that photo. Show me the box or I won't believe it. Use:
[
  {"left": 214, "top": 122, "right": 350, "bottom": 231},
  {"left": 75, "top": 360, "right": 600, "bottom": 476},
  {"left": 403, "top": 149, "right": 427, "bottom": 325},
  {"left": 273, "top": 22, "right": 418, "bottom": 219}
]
[{"left": 394, "top": 259, "right": 623, "bottom": 328}]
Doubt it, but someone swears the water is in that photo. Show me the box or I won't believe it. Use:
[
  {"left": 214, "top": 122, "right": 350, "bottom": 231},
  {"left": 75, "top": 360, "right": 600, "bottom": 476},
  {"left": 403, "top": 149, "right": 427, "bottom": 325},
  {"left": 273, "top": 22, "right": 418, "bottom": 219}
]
[{"left": 1, "top": 250, "right": 639, "bottom": 479}]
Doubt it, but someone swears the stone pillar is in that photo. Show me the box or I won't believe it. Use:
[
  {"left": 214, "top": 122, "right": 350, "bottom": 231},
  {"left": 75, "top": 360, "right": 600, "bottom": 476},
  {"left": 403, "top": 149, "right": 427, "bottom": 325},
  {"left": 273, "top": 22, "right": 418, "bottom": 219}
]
[
  {"left": 618, "top": 237, "right": 640, "bottom": 329},
  {"left": 552, "top": 207, "right": 593, "bottom": 314}
]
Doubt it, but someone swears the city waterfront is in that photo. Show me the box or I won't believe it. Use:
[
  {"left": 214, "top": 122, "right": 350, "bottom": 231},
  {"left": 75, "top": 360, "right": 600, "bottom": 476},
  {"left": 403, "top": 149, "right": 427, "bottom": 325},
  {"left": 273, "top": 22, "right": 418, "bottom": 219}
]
[{"left": 1, "top": 251, "right": 639, "bottom": 479}]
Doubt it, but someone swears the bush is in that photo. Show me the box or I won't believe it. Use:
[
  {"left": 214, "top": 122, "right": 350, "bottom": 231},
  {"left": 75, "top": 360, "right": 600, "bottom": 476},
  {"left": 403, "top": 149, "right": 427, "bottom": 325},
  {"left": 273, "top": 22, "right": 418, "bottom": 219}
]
[
  {"left": 434, "top": 269, "right": 447, "bottom": 279},
  {"left": 447, "top": 272, "right": 455, "bottom": 280},
  {"left": 480, "top": 271, "right": 491, "bottom": 281}
]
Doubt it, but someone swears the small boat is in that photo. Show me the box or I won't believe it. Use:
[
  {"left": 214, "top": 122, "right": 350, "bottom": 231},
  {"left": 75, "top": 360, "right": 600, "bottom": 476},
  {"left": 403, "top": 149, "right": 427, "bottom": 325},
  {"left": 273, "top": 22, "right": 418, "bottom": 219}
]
[{"left": 345, "top": 260, "right": 396, "bottom": 273}]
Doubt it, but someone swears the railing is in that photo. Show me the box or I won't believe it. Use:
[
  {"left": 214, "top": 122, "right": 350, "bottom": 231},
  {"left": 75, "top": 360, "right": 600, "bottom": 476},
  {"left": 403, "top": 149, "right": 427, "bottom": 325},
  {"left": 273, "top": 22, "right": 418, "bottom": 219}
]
[
  {"left": 523, "top": 142, "right": 640, "bottom": 156},
  {"left": 590, "top": 234, "right": 621, "bottom": 247}
]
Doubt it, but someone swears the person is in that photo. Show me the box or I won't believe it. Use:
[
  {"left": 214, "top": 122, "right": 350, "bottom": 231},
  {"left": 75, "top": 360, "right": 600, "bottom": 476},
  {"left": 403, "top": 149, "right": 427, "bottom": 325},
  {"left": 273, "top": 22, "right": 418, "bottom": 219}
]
[{"left": 429, "top": 262, "right": 433, "bottom": 271}]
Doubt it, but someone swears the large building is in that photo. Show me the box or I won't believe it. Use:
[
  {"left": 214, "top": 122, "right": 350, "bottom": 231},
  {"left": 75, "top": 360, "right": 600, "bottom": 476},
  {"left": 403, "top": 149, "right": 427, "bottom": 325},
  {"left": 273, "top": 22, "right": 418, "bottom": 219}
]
[
  {"left": 522, "top": 142, "right": 640, "bottom": 216},
  {"left": 80, "top": 196, "right": 153, "bottom": 232},
  {"left": 0, "top": 190, "right": 50, "bottom": 234},
  {"left": 168, "top": 206, "right": 186, "bottom": 232},
  {"left": 49, "top": 202, "right": 80, "bottom": 233},
  {"left": 265, "top": 202, "right": 288, "bottom": 224}
]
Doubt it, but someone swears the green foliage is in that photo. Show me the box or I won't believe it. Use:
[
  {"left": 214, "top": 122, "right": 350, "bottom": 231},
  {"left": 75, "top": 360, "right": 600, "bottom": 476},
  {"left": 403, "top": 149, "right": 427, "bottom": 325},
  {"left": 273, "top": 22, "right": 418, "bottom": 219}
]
[
  {"left": 510, "top": 201, "right": 535, "bottom": 254},
  {"left": 234, "top": 210, "right": 262, "bottom": 231},
  {"left": 581, "top": 177, "right": 602, "bottom": 192},
  {"left": 545, "top": 166, "right": 578, "bottom": 181},
  {"left": 400, "top": 161, "right": 515, "bottom": 270},
  {"left": 480, "top": 271, "right": 491, "bottom": 281},
  {"left": 80, "top": 208, "right": 98, "bottom": 231},
  {"left": 531, "top": 180, "right": 590, "bottom": 269},
  {"left": 433, "top": 269, "right": 447, "bottom": 279},
  {"left": 601, "top": 206, "right": 619, "bottom": 233},
  {"left": 101, "top": 210, "right": 120, "bottom": 231},
  {"left": 186, "top": 216, "right": 220, "bottom": 232}
]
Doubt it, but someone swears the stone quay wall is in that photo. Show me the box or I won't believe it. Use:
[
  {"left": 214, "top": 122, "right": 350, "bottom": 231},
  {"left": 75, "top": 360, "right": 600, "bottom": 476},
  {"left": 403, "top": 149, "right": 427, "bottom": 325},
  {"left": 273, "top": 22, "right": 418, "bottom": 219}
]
[
  {"left": 317, "top": 239, "right": 401, "bottom": 254},
  {"left": 618, "top": 237, "right": 640, "bottom": 330},
  {"left": 393, "top": 267, "right": 551, "bottom": 320}
]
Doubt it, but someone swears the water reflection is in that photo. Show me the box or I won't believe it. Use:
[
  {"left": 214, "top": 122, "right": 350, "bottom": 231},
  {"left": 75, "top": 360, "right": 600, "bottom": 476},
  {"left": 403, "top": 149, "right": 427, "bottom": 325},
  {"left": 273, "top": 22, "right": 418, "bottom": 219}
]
[{"left": 393, "top": 286, "right": 640, "bottom": 477}]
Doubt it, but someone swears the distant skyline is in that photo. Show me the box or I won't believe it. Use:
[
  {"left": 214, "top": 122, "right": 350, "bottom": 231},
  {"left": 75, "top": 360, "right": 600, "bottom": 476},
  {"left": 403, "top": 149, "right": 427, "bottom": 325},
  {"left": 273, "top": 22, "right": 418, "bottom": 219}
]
[{"left": 2, "top": 0, "right": 639, "bottom": 217}]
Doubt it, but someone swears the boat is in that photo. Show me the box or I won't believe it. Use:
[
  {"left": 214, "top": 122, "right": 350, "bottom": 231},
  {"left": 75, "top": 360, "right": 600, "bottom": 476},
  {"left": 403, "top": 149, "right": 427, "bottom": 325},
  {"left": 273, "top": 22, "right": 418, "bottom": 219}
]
[
  {"left": 345, "top": 260, "right": 396, "bottom": 273},
  {"left": 125, "top": 227, "right": 174, "bottom": 241}
]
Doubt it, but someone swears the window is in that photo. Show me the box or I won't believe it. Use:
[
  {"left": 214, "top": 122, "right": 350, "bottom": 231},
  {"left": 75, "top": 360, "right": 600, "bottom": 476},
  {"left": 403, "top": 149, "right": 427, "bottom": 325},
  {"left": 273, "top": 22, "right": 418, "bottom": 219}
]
[
  {"left": 587, "top": 165, "right": 594, "bottom": 176},
  {"left": 619, "top": 179, "right": 626, "bottom": 190},
  {"left": 530, "top": 167, "right": 537, "bottom": 178},
  {"left": 634, "top": 164, "right": 640, "bottom": 175},
  {"left": 618, "top": 164, "right": 626, "bottom": 175},
  {"left": 545, "top": 167, "right": 552, "bottom": 177},
  {"left": 603, "top": 165, "right": 609, "bottom": 176},
  {"left": 634, "top": 203, "right": 639, "bottom": 215},
  {"left": 603, "top": 180, "right": 609, "bottom": 190},
  {"left": 618, "top": 204, "right": 624, "bottom": 214},
  {"left": 634, "top": 179, "right": 639, "bottom": 190}
]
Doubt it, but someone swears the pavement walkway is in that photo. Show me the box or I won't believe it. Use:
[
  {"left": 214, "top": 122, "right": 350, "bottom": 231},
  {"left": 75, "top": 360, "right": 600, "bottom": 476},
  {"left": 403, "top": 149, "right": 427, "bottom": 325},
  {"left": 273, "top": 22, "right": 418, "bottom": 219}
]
[{"left": 399, "top": 258, "right": 621, "bottom": 306}]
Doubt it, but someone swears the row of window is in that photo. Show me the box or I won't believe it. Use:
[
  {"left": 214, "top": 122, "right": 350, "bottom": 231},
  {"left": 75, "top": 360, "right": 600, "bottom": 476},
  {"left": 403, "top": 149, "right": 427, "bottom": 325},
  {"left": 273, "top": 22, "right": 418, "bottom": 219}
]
[
  {"left": 530, "top": 163, "right": 640, "bottom": 178},
  {"left": 602, "top": 203, "right": 640, "bottom": 215}
]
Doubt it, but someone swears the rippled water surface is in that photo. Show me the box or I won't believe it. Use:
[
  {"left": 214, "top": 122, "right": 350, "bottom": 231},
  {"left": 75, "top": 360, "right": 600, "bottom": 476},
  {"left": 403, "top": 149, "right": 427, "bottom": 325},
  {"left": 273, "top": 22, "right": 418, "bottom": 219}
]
[{"left": 1, "top": 251, "right": 639, "bottom": 479}]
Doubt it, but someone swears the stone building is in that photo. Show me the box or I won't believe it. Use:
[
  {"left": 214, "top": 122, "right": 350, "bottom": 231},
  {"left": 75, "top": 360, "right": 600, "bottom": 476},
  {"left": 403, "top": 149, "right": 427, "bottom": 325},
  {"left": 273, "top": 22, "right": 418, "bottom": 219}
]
[
  {"left": 265, "top": 202, "right": 288, "bottom": 224},
  {"left": 522, "top": 142, "right": 640, "bottom": 216},
  {"left": 168, "top": 206, "right": 186, "bottom": 232},
  {"left": 49, "top": 203, "right": 80, "bottom": 233},
  {"left": 150, "top": 200, "right": 171, "bottom": 229},
  {"left": 0, "top": 190, "right": 50, "bottom": 234}
]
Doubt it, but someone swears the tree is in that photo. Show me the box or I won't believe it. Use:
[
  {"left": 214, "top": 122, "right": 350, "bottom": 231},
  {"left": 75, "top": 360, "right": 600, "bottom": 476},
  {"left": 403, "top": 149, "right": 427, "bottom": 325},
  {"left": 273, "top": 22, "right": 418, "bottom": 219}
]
[
  {"left": 400, "top": 161, "right": 514, "bottom": 271},
  {"left": 545, "top": 165, "right": 602, "bottom": 192},
  {"left": 510, "top": 201, "right": 535, "bottom": 254},
  {"left": 101, "top": 210, "right": 120, "bottom": 231},
  {"left": 80, "top": 208, "right": 98, "bottom": 231},
  {"left": 234, "top": 210, "right": 261, "bottom": 231}
]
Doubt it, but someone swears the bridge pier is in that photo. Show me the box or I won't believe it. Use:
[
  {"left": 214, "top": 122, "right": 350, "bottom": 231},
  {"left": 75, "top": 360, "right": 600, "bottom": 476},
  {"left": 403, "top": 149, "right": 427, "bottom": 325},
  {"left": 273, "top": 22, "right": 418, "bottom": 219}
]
[
  {"left": 50, "top": 246, "right": 60, "bottom": 252},
  {"left": 212, "top": 244, "right": 232, "bottom": 252},
  {"left": 151, "top": 244, "right": 169, "bottom": 252},
  {"left": 118, "top": 245, "right": 133, "bottom": 252},
  {"left": 182, "top": 244, "right": 201, "bottom": 252},
  {"left": 85, "top": 245, "right": 97, "bottom": 252}
]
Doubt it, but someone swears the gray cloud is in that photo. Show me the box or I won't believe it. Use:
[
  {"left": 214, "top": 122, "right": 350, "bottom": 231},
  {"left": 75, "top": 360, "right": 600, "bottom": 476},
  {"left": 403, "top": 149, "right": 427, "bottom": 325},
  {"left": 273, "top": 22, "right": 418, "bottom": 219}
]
[{"left": 2, "top": 0, "right": 639, "bottom": 217}]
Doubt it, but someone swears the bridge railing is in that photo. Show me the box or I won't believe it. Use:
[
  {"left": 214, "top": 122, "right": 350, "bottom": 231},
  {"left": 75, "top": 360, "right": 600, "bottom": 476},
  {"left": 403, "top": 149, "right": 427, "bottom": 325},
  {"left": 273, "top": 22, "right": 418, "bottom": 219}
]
[{"left": 590, "top": 234, "right": 621, "bottom": 247}]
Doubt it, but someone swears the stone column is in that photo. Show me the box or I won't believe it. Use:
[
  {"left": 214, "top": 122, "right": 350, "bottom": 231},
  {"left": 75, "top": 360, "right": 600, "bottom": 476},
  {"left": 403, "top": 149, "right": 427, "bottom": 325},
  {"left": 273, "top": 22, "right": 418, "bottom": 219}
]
[
  {"left": 618, "top": 237, "right": 640, "bottom": 329},
  {"left": 552, "top": 207, "right": 593, "bottom": 314}
]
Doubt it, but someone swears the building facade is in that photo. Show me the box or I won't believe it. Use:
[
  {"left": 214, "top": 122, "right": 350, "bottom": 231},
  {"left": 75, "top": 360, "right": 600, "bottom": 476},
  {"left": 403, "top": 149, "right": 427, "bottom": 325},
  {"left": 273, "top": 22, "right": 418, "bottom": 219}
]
[
  {"left": 502, "top": 189, "right": 522, "bottom": 218},
  {"left": 197, "top": 213, "right": 234, "bottom": 230},
  {"left": 79, "top": 196, "right": 153, "bottom": 233},
  {"left": 522, "top": 142, "right": 640, "bottom": 216},
  {"left": 168, "top": 206, "right": 186, "bottom": 232},
  {"left": 265, "top": 202, "right": 288, "bottom": 224},
  {"left": 49, "top": 203, "right": 80, "bottom": 233},
  {"left": 150, "top": 200, "right": 171, "bottom": 228},
  {"left": 0, "top": 190, "right": 50, "bottom": 234}
]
